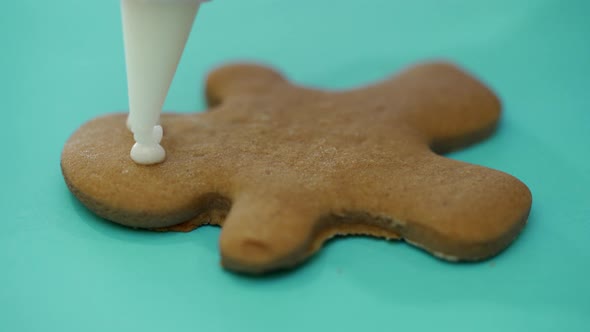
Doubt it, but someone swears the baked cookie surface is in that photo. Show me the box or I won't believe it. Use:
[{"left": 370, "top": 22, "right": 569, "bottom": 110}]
[{"left": 61, "top": 61, "right": 532, "bottom": 274}]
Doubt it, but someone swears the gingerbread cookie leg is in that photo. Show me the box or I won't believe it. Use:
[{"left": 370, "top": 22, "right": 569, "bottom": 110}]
[{"left": 359, "top": 151, "right": 532, "bottom": 261}]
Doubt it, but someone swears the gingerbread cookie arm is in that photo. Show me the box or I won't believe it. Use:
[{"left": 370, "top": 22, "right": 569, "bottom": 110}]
[
  {"left": 218, "top": 188, "right": 322, "bottom": 274},
  {"left": 205, "top": 63, "right": 289, "bottom": 107}
]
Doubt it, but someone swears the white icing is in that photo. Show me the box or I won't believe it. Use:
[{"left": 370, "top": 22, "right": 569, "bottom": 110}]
[{"left": 121, "top": 0, "right": 208, "bottom": 165}]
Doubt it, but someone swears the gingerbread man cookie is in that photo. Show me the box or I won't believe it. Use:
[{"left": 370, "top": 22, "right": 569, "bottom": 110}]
[{"left": 61, "top": 61, "right": 532, "bottom": 274}]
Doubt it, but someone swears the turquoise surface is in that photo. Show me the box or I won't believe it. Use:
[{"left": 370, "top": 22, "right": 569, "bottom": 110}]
[{"left": 2, "top": 0, "right": 589, "bottom": 331}]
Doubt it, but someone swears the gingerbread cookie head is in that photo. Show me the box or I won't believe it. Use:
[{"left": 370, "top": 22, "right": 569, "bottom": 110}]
[{"left": 61, "top": 61, "right": 532, "bottom": 274}]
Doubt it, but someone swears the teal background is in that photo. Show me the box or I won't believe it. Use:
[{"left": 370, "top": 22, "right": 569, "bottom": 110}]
[{"left": 2, "top": 0, "right": 589, "bottom": 331}]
